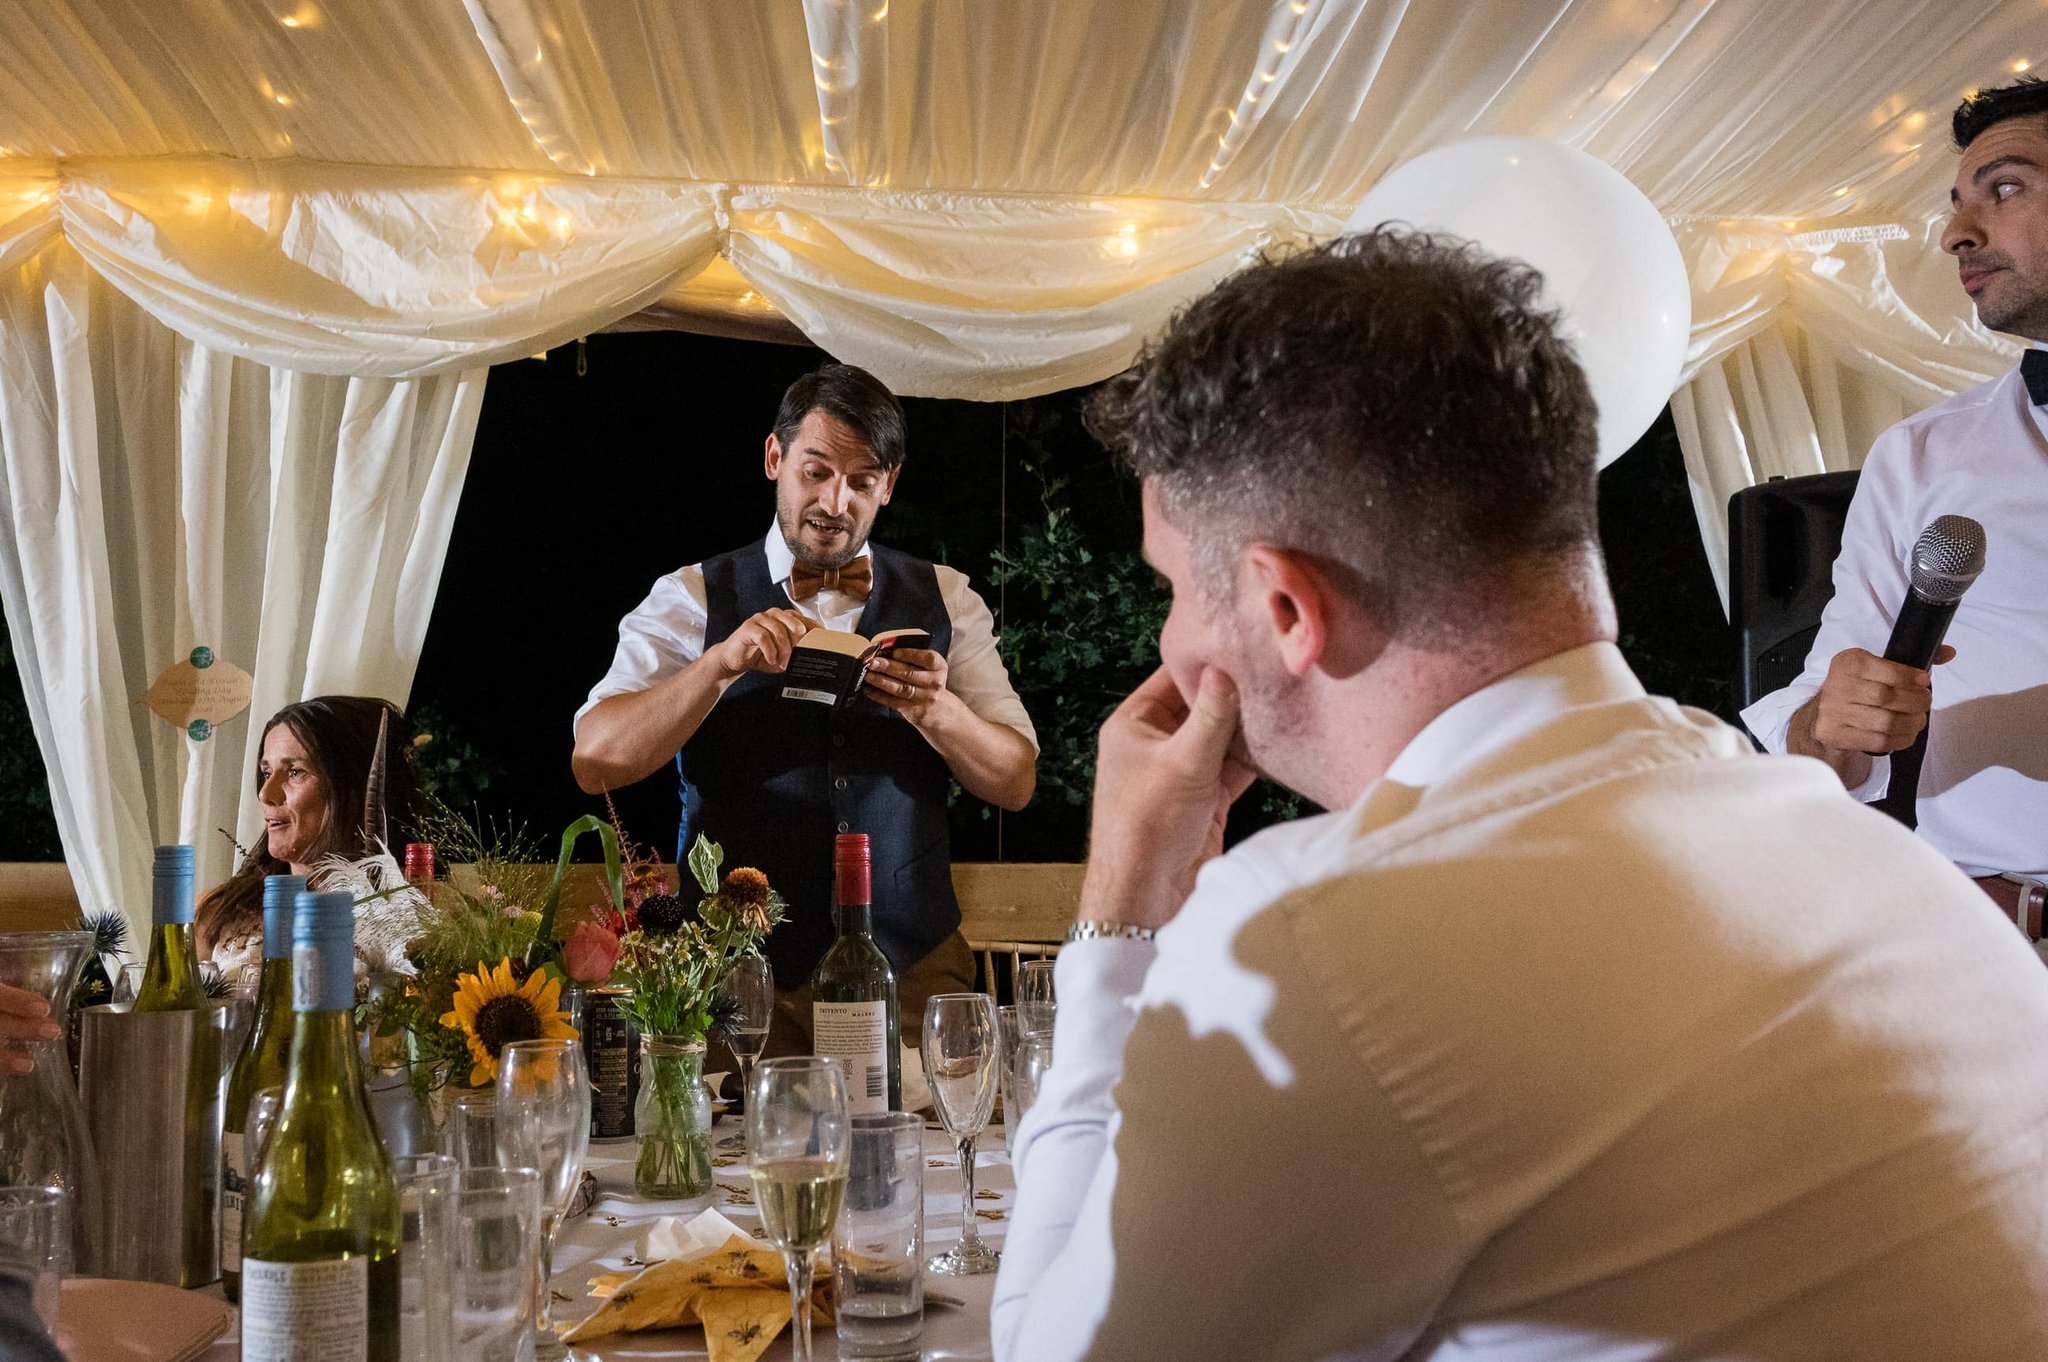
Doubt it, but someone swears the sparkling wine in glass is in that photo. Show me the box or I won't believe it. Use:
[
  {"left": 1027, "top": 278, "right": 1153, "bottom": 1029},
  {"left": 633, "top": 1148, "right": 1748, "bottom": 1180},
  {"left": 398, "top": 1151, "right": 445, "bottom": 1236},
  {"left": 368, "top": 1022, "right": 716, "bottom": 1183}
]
[
  {"left": 495, "top": 1039, "right": 591, "bottom": 1362},
  {"left": 922, "top": 992, "right": 1001, "bottom": 1275},
  {"left": 748, "top": 1056, "right": 851, "bottom": 1362}
]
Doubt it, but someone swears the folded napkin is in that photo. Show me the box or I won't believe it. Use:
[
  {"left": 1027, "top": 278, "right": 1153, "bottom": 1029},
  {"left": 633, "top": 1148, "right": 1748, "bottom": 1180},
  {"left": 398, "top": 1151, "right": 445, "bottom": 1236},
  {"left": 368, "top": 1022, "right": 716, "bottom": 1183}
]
[
  {"left": 563, "top": 1212, "right": 834, "bottom": 1362},
  {"left": 53, "top": 1277, "right": 234, "bottom": 1362}
]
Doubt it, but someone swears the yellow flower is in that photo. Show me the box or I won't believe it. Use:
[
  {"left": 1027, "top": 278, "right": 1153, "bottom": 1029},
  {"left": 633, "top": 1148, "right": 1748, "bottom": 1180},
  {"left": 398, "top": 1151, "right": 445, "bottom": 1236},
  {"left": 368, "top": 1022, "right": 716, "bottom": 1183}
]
[{"left": 440, "top": 956, "right": 576, "bottom": 1086}]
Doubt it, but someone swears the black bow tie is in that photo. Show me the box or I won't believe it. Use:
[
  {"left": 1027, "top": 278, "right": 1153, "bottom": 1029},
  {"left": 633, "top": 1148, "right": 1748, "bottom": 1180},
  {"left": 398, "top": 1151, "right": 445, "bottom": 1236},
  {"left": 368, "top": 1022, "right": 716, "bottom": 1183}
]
[{"left": 2023, "top": 348, "right": 2048, "bottom": 405}]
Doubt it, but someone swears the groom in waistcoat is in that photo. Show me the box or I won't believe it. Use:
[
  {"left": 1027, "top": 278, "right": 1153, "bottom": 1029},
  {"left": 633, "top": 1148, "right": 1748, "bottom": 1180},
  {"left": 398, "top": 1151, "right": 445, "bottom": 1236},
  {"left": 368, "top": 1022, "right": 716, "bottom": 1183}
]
[{"left": 573, "top": 363, "right": 1038, "bottom": 1055}]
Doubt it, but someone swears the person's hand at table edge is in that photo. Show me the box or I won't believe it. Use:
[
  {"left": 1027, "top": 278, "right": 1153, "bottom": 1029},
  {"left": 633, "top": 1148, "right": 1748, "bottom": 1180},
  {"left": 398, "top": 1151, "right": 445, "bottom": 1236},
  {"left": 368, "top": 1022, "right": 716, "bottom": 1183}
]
[
  {"left": 0, "top": 981, "right": 59, "bottom": 1074},
  {"left": 1080, "top": 666, "right": 1257, "bottom": 932}
]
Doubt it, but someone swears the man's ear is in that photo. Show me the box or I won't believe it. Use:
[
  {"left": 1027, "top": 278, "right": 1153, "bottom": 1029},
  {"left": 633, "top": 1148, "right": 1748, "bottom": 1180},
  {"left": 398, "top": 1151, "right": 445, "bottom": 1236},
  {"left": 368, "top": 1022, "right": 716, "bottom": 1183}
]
[
  {"left": 1242, "top": 545, "right": 1331, "bottom": 678},
  {"left": 763, "top": 432, "right": 783, "bottom": 480}
]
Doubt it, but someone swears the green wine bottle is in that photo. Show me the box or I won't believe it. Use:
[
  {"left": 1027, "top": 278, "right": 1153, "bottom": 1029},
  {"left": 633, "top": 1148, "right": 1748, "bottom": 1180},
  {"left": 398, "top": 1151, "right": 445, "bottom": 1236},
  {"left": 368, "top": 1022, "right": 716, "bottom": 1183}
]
[
  {"left": 220, "top": 873, "right": 305, "bottom": 1304},
  {"left": 809, "top": 832, "right": 901, "bottom": 1113},
  {"left": 132, "top": 844, "right": 205, "bottom": 1012},
  {"left": 240, "top": 890, "right": 400, "bottom": 1359}
]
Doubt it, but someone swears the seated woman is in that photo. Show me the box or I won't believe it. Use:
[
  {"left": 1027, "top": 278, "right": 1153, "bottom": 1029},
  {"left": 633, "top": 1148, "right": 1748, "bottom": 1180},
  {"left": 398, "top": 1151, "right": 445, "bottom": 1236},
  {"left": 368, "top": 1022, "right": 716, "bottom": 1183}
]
[{"left": 197, "top": 695, "right": 421, "bottom": 990}]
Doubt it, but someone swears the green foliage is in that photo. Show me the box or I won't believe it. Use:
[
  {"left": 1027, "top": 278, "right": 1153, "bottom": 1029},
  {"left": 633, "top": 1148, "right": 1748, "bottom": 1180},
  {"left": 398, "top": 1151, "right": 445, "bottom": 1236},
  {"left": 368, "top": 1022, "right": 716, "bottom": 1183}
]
[
  {"left": 990, "top": 457, "right": 1168, "bottom": 813},
  {"left": 611, "top": 835, "right": 784, "bottom": 1039},
  {"left": 406, "top": 702, "right": 503, "bottom": 813}
]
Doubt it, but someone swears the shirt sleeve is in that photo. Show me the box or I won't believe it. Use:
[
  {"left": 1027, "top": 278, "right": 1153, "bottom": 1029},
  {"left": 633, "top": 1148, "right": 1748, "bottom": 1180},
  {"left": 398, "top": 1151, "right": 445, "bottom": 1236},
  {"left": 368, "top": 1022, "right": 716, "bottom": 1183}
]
[
  {"left": 992, "top": 847, "right": 1468, "bottom": 1362},
  {"left": 937, "top": 565, "right": 1037, "bottom": 749},
  {"left": 1738, "top": 437, "right": 1917, "bottom": 802},
  {"left": 572, "top": 566, "right": 710, "bottom": 735}
]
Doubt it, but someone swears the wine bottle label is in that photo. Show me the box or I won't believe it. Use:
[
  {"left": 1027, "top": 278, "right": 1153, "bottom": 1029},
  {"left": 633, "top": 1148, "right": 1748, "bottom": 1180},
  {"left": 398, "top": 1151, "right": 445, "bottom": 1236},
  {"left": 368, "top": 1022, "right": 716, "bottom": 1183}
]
[
  {"left": 813, "top": 1000, "right": 889, "bottom": 1114},
  {"left": 220, "top": 1130, "right": 246, "bottom": 1272},
  {"left": 241, "top": 1257, "right": 369, "bottom": 1361}
]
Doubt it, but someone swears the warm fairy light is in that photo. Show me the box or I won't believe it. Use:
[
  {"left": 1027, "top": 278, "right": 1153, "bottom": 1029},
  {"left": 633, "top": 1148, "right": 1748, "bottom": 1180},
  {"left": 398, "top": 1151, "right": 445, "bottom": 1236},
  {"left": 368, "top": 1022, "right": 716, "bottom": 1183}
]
[
  {"left": 184, "top": 190, "right": 215, "bottom": 215},
  {"left": 1834, "top": 186, "right": 1850, "bottom": 197},
  {"left": 277, "top": 3, "right": 320, "bottom": 29},
  {"left": 869, "top": 0, "right": 888, "bottom": 18},
  {"left": 552, "top": 213, "right": 572, "bottom": 237},
  {"left": 1902, "top": 110, "right": 1928, "bottom": 132},
  {"left": 2015, "top": 58, "right": 2034, "bottom": 73},
  {"left": 1781, "top": 219, "right": 1799, "bottom": 231}
]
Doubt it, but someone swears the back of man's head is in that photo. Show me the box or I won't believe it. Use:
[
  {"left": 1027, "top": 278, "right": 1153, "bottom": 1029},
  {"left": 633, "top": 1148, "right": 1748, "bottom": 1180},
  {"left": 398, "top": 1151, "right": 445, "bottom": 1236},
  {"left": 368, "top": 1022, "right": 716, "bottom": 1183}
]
[
  {"left": 774, "top": 363, "right": 908, "bottom": 470},
  {"left": 1086, "top": 228, "right": 1601, "bottom": 647},
  {"left": 1954, "top": 76, "right": 2048, "bottom": 150}
]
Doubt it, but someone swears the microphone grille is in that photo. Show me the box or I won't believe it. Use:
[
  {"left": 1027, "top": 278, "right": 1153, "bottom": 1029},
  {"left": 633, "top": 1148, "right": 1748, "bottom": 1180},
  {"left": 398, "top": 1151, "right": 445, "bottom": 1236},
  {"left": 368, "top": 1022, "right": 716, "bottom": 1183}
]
[{"left": 1908, "top": 515, "right": 1986, "bottom": 603}]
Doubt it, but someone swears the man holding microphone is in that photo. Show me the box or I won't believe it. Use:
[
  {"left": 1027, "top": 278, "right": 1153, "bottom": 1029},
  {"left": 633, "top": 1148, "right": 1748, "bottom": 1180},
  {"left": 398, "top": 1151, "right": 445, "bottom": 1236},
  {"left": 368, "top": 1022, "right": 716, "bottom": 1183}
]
[{"left": 1744, "top": 76, "right": 2048, "bottom": 933}]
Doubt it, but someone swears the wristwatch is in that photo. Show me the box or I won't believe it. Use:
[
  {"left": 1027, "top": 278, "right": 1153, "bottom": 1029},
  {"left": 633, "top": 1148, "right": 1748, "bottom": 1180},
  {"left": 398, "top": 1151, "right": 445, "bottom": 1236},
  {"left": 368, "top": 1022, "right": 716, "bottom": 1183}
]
[{"left": 1066, "top": 919, "right": 1156, "bottom": 944}]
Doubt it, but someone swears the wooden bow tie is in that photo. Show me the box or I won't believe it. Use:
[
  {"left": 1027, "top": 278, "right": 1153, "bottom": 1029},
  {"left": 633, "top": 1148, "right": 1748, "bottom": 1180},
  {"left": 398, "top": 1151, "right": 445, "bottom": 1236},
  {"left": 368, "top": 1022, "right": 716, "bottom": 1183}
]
[{"left": 789, "top": 558, "right": 872, "bottom": 602}]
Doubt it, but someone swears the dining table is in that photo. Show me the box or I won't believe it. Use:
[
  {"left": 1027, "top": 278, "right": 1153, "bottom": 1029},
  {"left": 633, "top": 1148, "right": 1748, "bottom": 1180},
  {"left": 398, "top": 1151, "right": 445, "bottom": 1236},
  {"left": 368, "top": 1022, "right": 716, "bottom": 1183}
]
[{"left": 173, "top": 1113, "right": 1013, "bottom": 1361}]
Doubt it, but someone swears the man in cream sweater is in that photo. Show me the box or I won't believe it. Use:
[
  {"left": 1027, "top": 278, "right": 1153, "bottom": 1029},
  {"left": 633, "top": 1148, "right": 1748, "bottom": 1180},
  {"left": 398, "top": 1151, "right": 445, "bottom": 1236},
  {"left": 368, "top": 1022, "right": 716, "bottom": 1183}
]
[{"left": 992, "top": 230, "right": 2048, "bottom": 1359}]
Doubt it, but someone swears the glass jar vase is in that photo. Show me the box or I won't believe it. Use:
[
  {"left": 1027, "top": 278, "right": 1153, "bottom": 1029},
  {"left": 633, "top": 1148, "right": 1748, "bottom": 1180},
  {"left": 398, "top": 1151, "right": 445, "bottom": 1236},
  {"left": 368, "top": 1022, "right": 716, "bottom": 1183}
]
[{"left": 634, "top": 1035, "right": 713, "bottom": 1199}]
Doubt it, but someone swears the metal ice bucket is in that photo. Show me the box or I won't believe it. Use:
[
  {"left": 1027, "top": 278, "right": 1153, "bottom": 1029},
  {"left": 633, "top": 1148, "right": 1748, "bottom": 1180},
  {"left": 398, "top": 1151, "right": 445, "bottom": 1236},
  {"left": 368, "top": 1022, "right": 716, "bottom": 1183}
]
[{"left": 76, "top": 1000, "right": 247, "bottom": 1286}]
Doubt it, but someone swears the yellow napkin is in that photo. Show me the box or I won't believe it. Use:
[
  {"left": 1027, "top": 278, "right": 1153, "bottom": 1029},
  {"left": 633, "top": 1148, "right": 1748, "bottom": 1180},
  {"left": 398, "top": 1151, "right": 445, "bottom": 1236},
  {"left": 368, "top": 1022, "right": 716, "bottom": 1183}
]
[{"left": 563, "top": 1234, "right": 834, "bottom": 1362}]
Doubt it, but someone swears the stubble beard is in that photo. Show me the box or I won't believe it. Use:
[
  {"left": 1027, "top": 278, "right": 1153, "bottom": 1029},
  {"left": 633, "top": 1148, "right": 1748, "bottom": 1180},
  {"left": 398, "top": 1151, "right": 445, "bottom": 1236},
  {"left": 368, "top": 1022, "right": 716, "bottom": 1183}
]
[
  {"left": 777, "top": 499, "right": 866, "bottom": 571},
  {"left": 1974, "top": 263, "right": 2048, "bottom": 341}
]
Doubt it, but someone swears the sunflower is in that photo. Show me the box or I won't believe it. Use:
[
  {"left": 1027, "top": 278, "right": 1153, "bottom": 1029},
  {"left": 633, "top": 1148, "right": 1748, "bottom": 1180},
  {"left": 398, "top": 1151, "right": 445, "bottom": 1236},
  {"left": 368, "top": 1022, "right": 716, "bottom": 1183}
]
[{"left": 441, "top": 956, "right": 577, "bottom": 1086}]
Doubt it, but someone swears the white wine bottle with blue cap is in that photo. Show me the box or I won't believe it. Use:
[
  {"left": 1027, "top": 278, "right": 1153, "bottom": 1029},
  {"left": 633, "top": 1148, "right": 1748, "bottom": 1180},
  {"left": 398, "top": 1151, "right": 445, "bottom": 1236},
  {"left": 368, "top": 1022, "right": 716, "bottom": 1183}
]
[
  {"left": 132, "top": 844, "right": 206, "bottom": 1012},
  {"left": 240, "top": 889, "right": 399, "bottom": 1359}
]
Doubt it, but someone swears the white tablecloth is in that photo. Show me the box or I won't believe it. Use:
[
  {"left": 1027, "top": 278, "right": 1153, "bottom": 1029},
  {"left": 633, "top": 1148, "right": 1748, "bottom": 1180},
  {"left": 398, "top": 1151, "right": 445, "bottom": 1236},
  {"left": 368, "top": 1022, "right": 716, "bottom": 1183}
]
[{"left": 188, "top": 1114, "right": 1011, "bottom": 1361}]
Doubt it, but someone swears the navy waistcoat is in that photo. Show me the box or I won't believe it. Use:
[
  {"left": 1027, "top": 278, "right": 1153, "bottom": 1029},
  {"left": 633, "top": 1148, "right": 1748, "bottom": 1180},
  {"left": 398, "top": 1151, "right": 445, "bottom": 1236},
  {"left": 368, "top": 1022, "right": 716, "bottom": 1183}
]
[{"left": 682, "top": 541, "right": 959, "bottom": 989}]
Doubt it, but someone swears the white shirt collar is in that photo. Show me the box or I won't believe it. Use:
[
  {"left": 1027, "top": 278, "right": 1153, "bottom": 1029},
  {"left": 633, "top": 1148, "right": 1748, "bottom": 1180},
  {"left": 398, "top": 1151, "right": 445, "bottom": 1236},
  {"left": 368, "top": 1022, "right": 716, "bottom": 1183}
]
[
  {"left": 762, "top": 522, "right": 873, "bottom": 587},
  {"left": 1383, "top": 641, "right": 1645, "bottom": 788}
]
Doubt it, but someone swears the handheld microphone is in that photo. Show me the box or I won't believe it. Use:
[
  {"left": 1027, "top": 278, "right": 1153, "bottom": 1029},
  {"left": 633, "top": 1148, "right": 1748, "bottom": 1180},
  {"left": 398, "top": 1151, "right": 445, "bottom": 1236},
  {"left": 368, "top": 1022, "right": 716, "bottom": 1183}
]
[{"left": 1881, "top": 515, "right": 1986, "bottom": 669}]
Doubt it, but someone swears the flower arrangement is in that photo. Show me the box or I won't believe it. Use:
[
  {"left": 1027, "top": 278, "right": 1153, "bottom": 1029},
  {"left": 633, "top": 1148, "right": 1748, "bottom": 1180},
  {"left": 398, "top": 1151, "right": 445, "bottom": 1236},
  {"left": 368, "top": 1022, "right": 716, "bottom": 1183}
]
[
  {"left": 568, "top": 832, "right": 786, "bottom": 1198},
  {"left": 357, "top": 804, "right": 620, "bottom": 1095}
]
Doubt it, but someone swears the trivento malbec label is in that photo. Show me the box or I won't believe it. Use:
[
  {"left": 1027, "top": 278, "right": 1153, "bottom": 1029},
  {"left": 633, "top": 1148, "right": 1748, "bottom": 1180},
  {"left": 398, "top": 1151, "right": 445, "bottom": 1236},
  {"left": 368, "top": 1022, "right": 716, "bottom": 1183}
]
[
  {"left": 813, "top": 1000, "right": 889, "bottom": 1114},
  {"left": 219, "top": 1129, "right": 246, "bottom": 1271},
  {"left": 241, "top": 1257, "right": 368, "bottom": 1361}
]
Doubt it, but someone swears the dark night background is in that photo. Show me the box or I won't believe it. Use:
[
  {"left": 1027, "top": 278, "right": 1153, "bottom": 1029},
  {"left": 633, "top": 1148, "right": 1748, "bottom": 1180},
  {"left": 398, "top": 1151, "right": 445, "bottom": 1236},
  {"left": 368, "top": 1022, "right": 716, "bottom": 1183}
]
[{"left": 0, "top": 328, "right": 1732, "bottom": 863}]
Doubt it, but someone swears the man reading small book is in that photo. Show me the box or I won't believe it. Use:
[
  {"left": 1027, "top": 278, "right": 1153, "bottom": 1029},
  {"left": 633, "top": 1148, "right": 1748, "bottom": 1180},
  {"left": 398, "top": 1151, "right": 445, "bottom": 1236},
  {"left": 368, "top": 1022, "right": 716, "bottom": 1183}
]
[{"left": 572, "top": 364, "right": 1037, "bottom": 1053}]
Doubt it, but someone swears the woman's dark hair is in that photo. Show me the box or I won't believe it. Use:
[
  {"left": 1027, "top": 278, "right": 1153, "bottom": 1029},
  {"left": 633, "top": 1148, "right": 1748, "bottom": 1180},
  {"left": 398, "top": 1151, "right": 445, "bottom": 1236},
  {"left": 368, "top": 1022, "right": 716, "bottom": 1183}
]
[
  {"left": 197, "top": 695, "right": 417, "bottom": 955},
  {"left": 772, "top": 363, "right": 908, "bottom": 470},
  {"left": 1954, "top": 77, "right": 2048, "bottom": 150}
]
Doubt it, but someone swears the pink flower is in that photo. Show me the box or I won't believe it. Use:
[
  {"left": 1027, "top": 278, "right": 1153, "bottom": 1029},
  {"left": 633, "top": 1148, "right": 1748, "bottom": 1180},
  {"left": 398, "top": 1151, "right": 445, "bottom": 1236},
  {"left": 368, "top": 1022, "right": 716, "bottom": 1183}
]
[{"left": 563, "top": 919, "right": 621, "bottom": 984}]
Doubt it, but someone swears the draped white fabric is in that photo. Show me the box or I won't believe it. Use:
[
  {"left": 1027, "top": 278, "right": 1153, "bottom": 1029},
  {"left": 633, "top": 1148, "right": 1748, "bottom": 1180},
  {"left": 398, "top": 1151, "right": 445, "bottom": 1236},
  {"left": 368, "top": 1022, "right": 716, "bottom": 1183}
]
[
  {"left": 0, "top": 1, "right": 2041, "bottom": 906},
  {"left": 0, "top": 235, "right": 481, "bottom": 934},
  {"left": 0, "top": 0, "right": 2035, "bottom": 573}
]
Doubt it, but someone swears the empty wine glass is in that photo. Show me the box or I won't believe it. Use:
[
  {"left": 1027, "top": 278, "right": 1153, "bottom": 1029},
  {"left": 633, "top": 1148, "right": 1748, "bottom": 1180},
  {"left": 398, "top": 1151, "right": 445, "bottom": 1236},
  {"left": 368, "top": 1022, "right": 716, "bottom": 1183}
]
[
  {"left": 495, "top": 1039, "right": 591, "bottom": 1362},
  {"left": 922, "top": 993, "right": 1000, "bottom": 1275},
  {"left": 245, "top": 1085, "right": 285, "bottom": 1169},
  {"left": 724, "top": 953, "right": 774, "bottom": 1099},
  {"left": 748, "top": 1057, "right": 851, "bottom": 1362},
  {"left": 1016, "top": 959, "right": 1056, "bottom": 1038}
]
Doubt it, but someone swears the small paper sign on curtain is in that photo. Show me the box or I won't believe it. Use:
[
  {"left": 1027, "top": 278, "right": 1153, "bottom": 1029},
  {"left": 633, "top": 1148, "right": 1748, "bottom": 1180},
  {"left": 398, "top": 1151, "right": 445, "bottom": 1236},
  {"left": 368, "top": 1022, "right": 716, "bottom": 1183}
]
[{"left": 143, "top": 646, "right": 252, "bottom": 741}]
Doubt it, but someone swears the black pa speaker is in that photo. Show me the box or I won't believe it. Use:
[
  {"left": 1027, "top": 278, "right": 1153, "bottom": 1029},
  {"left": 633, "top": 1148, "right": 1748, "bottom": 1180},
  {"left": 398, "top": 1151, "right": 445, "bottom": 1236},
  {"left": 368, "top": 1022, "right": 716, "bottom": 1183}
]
[{"left": 1726, "top": 471, "right": 1861, "bottom": 714}]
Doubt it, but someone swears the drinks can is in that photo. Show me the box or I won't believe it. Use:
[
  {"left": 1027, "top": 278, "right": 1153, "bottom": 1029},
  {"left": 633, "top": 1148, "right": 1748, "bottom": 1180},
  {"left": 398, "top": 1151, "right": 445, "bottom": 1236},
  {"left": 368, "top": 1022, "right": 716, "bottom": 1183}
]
[{"left": 581, "top": 986, "right": 640, "bottom": 1141}]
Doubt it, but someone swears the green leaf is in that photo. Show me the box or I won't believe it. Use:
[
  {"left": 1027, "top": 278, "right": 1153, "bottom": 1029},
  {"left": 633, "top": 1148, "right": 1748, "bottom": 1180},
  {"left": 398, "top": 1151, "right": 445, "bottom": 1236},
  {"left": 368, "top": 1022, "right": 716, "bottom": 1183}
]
[
  {"left": 527, "top": 814, "right": 623, "bottom": 967},
  {"left": 687, "top": 834, "right": 723, "bottom": 896}
]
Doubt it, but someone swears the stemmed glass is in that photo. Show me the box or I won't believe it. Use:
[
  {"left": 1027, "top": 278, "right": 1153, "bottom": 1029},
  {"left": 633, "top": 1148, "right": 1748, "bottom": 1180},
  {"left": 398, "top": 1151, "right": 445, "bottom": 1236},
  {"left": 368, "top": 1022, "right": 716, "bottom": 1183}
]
[
  {"left": 1016, "top": 959, "right": 1056, "bottom": 1038},
  {"left": 748, "top": 1057, "right": 851, "bottom": 1362},
  {"left": 922, "top": 993, "right": 1001, "bottom": 1275},
  {"left": 724, "top": 954, "right": 774, "bottom": 1109},
  {"left": 495, "top": 1039, "right": 591, "bottom": 1362}
]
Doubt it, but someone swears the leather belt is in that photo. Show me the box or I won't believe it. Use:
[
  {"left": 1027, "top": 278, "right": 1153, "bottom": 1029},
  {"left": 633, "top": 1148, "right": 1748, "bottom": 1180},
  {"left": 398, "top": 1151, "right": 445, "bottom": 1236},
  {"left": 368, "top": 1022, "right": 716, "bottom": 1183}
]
[{"left": 1974, "top": 874, "right": 2047, "bottom": 941}]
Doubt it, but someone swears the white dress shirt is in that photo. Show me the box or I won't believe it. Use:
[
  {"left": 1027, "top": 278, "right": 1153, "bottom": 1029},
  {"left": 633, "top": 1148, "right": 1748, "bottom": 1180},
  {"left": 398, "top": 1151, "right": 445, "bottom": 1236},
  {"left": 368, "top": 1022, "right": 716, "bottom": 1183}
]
[
  {"left": 995, "top": 642, "right": 2048, "bottom": 1361},
  {"left": 575, "top": 526, "right": 1036, "bottom": 745},
  {"left": 1741, "top": 363, "right": 2048, "bottom": 875}
]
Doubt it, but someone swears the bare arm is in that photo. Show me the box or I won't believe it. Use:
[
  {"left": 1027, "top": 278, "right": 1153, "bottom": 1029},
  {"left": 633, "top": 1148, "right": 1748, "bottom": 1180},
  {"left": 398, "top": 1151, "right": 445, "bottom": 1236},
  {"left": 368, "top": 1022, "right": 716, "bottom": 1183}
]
[
  {"left": 572, "top": 607, "right": 816, "bottom": 793},
  {"left": 1784, "top": 644, "right": 1952, "bottom": 791},
  {"left": 864, "top": 648, "right": 1038, "bottom": 811}
]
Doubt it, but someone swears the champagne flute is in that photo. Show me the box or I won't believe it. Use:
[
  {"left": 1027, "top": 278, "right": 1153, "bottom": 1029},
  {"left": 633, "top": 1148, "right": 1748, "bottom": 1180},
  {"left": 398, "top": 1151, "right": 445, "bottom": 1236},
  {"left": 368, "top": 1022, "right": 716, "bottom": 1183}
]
[
  {"left": 922, "top": 993, "right": 1001, "bottom": 1275},
  {"left": 748, "top": 1057, "right": 851, "bottom": 1362},
  {"left": 724, "top": 953, "right": 775, "bottom": 1099},
  {"left": 495, "top": 1039, "right": 591, "bottom": 1362}
]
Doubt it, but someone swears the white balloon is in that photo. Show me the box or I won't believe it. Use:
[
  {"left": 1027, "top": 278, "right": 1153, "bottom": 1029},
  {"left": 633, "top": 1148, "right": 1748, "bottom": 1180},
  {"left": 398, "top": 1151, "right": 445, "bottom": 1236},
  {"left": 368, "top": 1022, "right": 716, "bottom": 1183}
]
[{"left": 1344, "top": 136, "right": 1690, "bottom": 468}]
